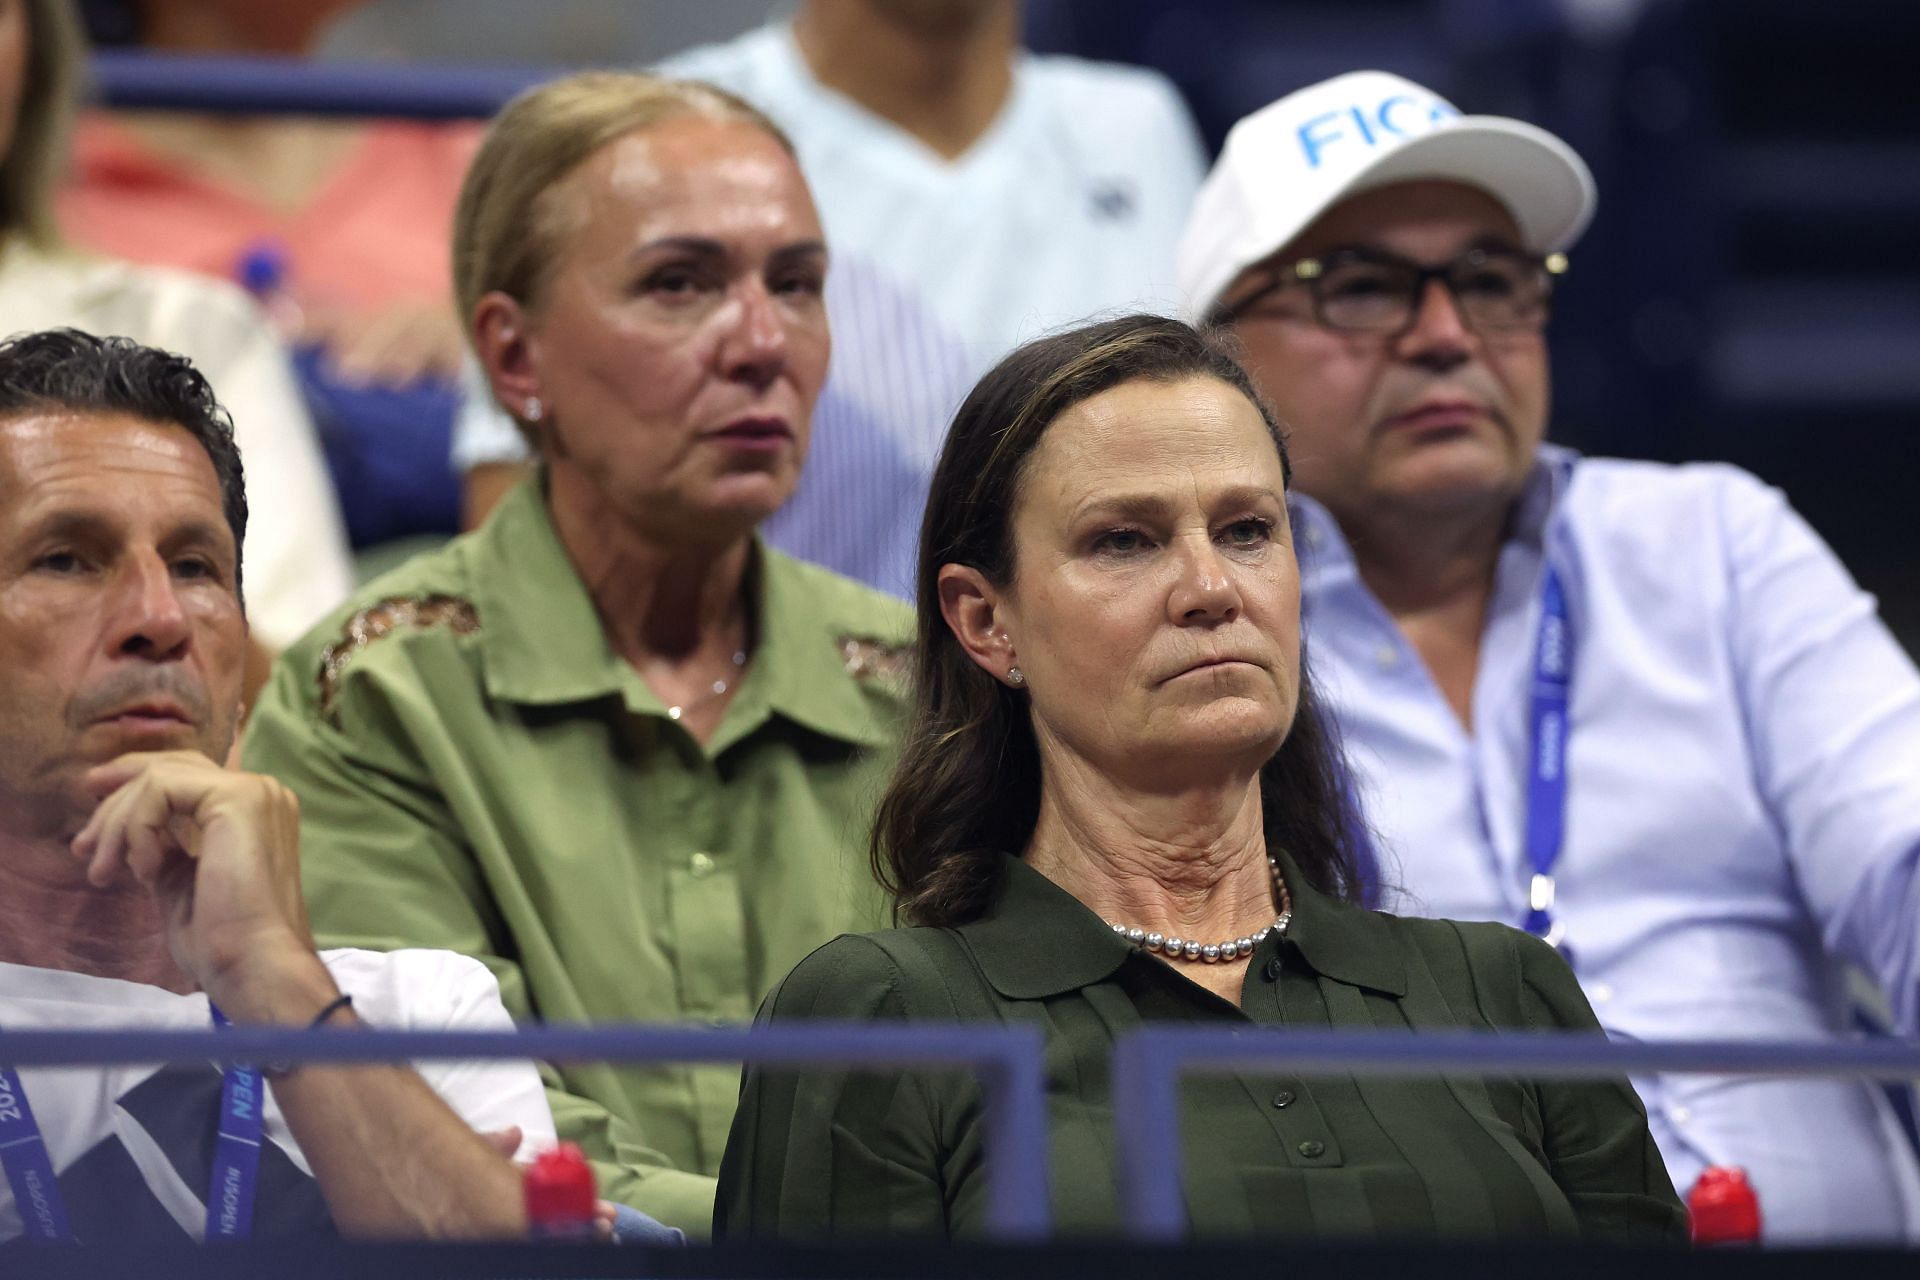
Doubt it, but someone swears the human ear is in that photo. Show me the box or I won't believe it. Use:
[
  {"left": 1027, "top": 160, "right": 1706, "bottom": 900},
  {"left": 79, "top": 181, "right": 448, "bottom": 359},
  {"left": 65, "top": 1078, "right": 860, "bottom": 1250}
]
[
  {"left": 936, "top": 563, "right": 1020, "bottom": 685},
  {"left": 472, "top": 292, "right": 543, "bottom": 426}
]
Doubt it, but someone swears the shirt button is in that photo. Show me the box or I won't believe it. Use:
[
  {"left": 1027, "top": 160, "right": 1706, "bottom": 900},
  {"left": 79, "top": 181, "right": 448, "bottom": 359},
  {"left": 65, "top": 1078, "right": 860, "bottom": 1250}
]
[
  {"left": 1263, "top": 956, "right": 1284, "bottom": 982},
  {"left": 1589, "top": 982, "right": 1614, "bottom": 1004},
  {"left": 1373, "top": 644, "right": 1399, "bottom": 669},
  {"left": 1670, "top": 1106, "right": 1691, "bottom": 1125},
  {"left": 689, "top": 852, "right": 716, "bottom": 878},
  {"left": 1297, "top": 1140, "right": 1326, "bottom": 1159},
  {"left": 1272, "top": 1090, "right": 1295, "bottom": 1109}
]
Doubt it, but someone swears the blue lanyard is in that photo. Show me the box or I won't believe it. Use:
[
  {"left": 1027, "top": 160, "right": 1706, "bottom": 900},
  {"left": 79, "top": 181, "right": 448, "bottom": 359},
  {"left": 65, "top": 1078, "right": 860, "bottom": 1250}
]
[
  {"left": 0, "top": 1006, "right": 264, "bottom": 1243},
  {"left": 1521, "top": 563, "right": 1574, "bottom": 953},
  {"left": 0, "top": 1062, "right": 73, "bottom": 1243},
  {"left": 205, "top": 1006, "right": 265, "bottom": 1241}
]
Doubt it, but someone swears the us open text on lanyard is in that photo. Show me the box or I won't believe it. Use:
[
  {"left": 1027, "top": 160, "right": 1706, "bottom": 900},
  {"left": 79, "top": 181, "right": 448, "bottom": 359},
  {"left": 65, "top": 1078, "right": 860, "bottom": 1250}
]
[
  {"left": 1523, "top": 562, "right": 1574, "bottom": 958},
  {"left": 0, "top": 1005, "right": 265, "bottom": 1242}
]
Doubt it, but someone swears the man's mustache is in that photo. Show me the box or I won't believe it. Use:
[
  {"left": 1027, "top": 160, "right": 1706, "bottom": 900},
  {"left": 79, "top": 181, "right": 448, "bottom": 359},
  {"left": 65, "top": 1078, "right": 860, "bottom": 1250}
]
[
  {"left": 67, "top": 668, "right": 211, "bottom": 728},
  {"left": 1376, "top": 367, "right": 1511, "bottom": 432}
]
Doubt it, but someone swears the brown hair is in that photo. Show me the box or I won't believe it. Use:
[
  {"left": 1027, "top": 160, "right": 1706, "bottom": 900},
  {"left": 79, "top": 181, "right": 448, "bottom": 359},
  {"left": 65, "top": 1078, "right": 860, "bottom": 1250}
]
[
  {"left": 871, "top": 313, "right": 1371, "bottom": 927},
  {"left": 450, "top": 70, "right": 792, "bottom": 441},
  {"left": 2, "top": 0, "right": 86, "bottom": 246}
]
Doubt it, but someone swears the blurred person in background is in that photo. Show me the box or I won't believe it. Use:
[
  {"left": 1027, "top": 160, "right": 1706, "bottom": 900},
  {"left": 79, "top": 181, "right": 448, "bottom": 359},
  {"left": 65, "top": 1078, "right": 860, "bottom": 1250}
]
[
  {"left": 455, "top": 0, "right": 1207, "bottom": 599},
  {"left": 0, "top": 0, "right": 351, "bottom": 689},
  {"left": 59, "top": 0, "right": 478, "bottom": 548},
  {"left": 0, "top": 329, "right": 550, "bottom": 1244},
  {"left": 1183, "top": 70, "right": 1920, "bottom": 1242},
  {"left": 242, "top": 72, "right": 914, "bottom": 1237},
  {"left": 716, "top": 314, "right": 1684, "bottom": 1241}
]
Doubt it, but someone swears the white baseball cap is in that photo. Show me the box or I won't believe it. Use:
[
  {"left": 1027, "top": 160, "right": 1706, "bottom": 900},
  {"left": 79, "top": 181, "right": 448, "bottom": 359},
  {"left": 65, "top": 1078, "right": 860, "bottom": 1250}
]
[{"left": 1176, "top": 70, "right": 1596, "bottom": 321}]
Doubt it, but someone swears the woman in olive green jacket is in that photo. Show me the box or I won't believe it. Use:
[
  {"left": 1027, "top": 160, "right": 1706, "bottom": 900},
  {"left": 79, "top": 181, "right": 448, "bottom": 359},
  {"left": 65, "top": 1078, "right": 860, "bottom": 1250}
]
[{"left": 714, "top": 315, "right": 1686, "bottom": 1242}]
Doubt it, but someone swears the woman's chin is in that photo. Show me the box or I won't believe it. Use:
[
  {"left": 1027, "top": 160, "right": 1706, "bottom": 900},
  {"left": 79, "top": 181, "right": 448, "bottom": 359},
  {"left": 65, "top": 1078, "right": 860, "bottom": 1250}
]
[
  {"left": 619, "top": 483, "right": 796, "bottom": 546},
  {"left": 1151, "top": 697, "right": 1290, "bottom": 762},
  {"left": 699, "top": 474, "right": 800, "bottom": 526}
]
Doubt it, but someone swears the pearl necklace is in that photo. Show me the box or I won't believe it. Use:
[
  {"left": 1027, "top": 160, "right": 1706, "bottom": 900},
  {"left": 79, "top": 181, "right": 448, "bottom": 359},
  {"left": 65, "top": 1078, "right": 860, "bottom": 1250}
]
[
  {"left": 1108, "top": 857, "right": 1292, "bottom": 964},
  {"left": 665, "top": 649, "right": 747, "bottom": 722}
]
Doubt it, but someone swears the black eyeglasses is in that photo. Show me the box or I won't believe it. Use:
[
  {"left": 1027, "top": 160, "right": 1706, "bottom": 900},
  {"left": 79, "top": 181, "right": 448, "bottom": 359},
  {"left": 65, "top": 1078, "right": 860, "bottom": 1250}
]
[{"left": 1209, "top": 245, "right": 1567, "bottom": 335}]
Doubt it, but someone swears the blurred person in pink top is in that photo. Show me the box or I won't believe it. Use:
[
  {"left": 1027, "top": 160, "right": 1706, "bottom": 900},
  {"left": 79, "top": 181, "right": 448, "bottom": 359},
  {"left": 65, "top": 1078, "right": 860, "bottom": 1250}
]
[
  {"left": 58, "top": 0, "right": 478, "bottom": 388},
  {"left": 0, "top": 0, "right": 352, "bottom": 678},
  {"left": 56, "top": 0, "right": 479, "bottom": 544}
]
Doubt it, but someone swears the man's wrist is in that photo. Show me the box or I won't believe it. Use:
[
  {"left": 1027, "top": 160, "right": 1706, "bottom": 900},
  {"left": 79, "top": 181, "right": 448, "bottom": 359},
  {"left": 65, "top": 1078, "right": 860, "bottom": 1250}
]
[
  {"left": 203, "top": 946, "right": 342, "bottom": 1026},
  {"left": 260, "top": 995, "right": 359, "bottom": 1080}
]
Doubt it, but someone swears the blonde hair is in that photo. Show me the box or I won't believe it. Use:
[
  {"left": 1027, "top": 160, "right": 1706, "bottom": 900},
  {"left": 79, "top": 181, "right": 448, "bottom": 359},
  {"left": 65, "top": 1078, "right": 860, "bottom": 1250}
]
[
  {"left": 451, "top": 70, "right": 793, "bottom": 344},
  {"left": 2, "top": 0, "right": 86, "bottom": 246}
]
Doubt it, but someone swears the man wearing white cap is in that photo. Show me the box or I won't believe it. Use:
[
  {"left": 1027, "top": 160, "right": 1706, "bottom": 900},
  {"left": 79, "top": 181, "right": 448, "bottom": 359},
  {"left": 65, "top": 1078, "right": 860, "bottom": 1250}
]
[{"left": 1178, "top": 71, "right": 1920, "bottom": 1243}]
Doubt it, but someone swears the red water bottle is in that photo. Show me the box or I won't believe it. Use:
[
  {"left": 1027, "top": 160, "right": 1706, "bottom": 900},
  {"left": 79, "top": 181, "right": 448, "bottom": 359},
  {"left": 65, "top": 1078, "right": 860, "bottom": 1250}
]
[
  {"left": 523, "top": 1142, "right": 597, "bottom": 1241},
  {"left": 1688, "top": 1166, "right": 1761, "bottom": 1245}
]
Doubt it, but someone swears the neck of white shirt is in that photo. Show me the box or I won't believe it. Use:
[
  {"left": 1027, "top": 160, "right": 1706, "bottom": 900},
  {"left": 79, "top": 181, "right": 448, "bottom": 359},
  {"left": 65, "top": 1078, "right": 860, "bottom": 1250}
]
[{"left": 792, "top": 0, "right": 1020, "bottom": 161}]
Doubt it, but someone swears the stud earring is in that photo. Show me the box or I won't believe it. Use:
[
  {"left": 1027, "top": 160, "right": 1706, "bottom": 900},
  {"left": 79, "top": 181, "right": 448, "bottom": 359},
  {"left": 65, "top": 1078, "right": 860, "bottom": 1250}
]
[
  {"left": 1007, "top": 666, "right": 1026, "bottom": 687},
  {"left": 524, "top": 397, "right": 543, "bottom": 423}
]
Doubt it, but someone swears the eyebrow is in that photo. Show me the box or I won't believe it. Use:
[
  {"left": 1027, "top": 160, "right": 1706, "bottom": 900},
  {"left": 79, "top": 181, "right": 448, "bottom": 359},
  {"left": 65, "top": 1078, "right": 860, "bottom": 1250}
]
[
  {"left": 21, "top": 509, "right": 117, "bottom": 544},
  {"left": 1069, "top": 485, "right": 1283, "bottom": 525},
  {"left": 630, "top": 235, "right": 726, "bottom": 260},
  {"left": 162, "top": 517, "right": 238, "bottom": 557},
  {"left": 629, "top": 236, "right": 829, "bottom": 263},
  {"left": 769, "top": 241, "right": 829, "bottom": 267},
  {"left": 23, "top": 508, "right": 234, "bottom": 559}
]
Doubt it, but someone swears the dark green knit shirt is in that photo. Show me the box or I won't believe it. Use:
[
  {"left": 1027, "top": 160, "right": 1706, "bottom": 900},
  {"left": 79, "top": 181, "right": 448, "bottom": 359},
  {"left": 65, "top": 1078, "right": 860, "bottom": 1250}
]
[{"left": 715, "top": 854, "right": 1686, "bottom": 1242}]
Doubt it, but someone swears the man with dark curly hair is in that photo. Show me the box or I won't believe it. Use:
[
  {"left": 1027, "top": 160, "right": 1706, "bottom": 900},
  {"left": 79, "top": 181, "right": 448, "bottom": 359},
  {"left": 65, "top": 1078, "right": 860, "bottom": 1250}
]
[{"left": 0, "top": 329, "right": 555, "bottom": 1244}]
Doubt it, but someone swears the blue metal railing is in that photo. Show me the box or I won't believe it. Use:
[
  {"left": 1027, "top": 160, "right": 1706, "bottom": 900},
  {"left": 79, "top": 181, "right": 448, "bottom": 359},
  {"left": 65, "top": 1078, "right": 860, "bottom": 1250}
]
[
  {"left": 0, "top": 1021, "right": 1053, "bottom": 1240},
  {"left": 11, "top": 1019, "right": 1920, "bottom": 1241},
  {"left": 88, "top": 50, "right": 550, "bottom": 119},
  {"left": 1109, "top": 1028, "right": 1920, "bottom": 1241}
]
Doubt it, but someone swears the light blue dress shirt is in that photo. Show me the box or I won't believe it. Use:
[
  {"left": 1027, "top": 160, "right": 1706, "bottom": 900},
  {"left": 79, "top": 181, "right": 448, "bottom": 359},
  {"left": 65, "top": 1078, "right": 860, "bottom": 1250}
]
[{"left": 1297, "top": 444, "right": 1920, "bottom": 1243}]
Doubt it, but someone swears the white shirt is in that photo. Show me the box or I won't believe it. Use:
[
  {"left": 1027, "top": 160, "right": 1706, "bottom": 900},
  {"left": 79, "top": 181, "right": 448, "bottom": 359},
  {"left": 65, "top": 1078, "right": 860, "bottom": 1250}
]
[
  {"left": 454, "top": 22, "right": 1207, "bottom": 598},
  {"left": 0, "top": 948, "right": 554, "bottom": 1242},
  {"left": 1297, "top": 444, "right": 1920, "bottom": 1242},
  {"left": 0, "top": 241, "right": 355, "bottom": 650}
]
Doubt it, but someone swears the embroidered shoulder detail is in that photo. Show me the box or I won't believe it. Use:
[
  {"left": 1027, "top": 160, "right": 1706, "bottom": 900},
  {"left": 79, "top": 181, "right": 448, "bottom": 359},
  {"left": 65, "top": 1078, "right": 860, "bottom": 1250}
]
[
  {"left": 837, "top": 635, "right": 912, "bottom": 683},
  {"left": 318, "top": 595, "right": 479, "bottom": 714}
]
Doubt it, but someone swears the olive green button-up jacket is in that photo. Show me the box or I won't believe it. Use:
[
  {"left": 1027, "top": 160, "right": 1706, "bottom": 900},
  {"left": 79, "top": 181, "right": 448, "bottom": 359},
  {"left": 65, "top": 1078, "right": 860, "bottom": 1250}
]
[
  {"left": 242, "top": 478, "right": 911, "bottom": 1235},
  {"left": 716, "top": 855, "right": 1687, "bottom": 1241}
]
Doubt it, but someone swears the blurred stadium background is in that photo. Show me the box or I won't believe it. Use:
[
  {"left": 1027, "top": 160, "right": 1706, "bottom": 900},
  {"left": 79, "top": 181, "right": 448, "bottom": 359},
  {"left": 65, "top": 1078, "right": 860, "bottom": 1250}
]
[{"left": 93, "top": 0, "right": 1920, "bottom": 651}]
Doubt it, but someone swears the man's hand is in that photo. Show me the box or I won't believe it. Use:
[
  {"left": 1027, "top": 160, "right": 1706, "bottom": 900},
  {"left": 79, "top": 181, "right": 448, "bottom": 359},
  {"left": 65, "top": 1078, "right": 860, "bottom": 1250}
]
[
  {"left": 68, "top": 752, "right": 532, "bottom": 1238},
  {"left": 69, "top": 751, "right": 333, "bottom": 1021}
]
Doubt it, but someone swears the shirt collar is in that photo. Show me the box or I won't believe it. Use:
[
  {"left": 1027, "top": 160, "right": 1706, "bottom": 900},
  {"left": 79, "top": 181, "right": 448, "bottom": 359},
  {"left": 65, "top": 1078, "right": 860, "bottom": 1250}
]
[
  {"left": 767, "top": 19, "right": 1034, "bottom": 172},
  {"left": 957, "top": 857, "right": 1136, "bottom": 999},
  {"left": 710, "top": 540, "right": 899, "bottom": 754},
  {"left": 1280, "top": 852, "right": 1408, "bottom": 997},
  {"left": 468, "top": 475, "right": 897, "bottom": 750},
  {"left": 958, "top": 849, "right": 1407, "bottom": 1000},
  {"left": 1292, "top": 443, "right": 1580, "bottom": 593},
  {"left": 1512, "top": 442, "right": 1579, "bottom": 547},
  {"left": 466, "top": 475, "right": 633, "bottom": 706}
]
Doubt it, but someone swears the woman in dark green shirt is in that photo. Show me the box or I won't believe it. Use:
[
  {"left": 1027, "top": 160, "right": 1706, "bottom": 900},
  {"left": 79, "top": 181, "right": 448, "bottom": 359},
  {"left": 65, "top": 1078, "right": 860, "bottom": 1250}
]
[{"left": 714, "top": 315, "right": 1685, "bottom": 1242}]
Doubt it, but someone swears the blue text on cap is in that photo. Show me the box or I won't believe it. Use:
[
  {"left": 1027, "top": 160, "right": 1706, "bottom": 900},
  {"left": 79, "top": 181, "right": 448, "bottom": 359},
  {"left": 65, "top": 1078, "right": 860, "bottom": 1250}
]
[{"left": 1297, "top": 95, "right": 1460, "bottom": 169}]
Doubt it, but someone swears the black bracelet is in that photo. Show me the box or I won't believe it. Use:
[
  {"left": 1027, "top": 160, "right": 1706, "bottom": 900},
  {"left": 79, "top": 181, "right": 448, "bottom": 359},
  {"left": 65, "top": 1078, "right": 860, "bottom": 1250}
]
[
  {"left": 309, "top": 993, "right": 355, "bottom": 1028},
  {"left": 262, "top": 995, "right": 356, "bottom": 1079}
]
